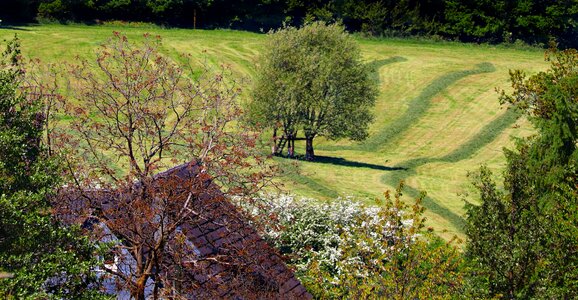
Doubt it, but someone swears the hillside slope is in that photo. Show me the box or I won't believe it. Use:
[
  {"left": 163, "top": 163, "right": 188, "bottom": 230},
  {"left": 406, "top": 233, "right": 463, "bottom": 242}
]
[{"left": 0, "top": 24, "right": 547, "bottom": 238}]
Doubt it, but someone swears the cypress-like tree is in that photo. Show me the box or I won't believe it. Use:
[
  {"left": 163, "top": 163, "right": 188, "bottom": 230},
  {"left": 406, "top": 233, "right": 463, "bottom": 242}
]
[
  {"left": 465, "top": 47, "right": 578, "bottom": 298},
  {"left": 0, "top": 36, "right": 105, "bottom": 299}
]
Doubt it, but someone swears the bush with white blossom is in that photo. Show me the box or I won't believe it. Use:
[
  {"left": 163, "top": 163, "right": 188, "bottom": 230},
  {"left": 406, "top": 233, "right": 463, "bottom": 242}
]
[{"left": 241, "top": 183, "right": 467, "bottom": 298}]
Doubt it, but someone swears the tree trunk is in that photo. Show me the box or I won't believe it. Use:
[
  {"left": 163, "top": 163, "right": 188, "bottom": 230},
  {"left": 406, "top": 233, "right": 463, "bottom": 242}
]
[
  {"left": 272, "top": 127, "right": 278, "bottom": 155},
  {"left": 134, "top": 275, "right": 148, "bottom": 300},
  {"left": 287, "top": 133, "right": 294, "bottom": 158},
  {"left": 305, "top": 136, "right": 314, "bottom": 161},
  {"left": 288, "top": 137, "right": 294, "bottom": 158},
  {"left": 277, "top": 137, "right": 286, "bottom": 155}
]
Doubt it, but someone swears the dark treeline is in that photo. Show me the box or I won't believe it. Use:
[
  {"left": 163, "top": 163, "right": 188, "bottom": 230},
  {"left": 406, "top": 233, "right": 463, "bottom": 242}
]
[{"left": 2, "top": 0, "right": 578, "bottom": 47}]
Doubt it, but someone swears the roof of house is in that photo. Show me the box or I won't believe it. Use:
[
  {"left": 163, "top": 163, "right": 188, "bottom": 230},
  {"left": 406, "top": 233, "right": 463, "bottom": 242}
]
[{"left": 56, "top": 162, "right": 311, "bottom": 299}]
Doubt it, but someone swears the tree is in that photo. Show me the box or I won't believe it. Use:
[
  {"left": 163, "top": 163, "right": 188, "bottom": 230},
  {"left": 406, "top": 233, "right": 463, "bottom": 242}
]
[
  {"left": 465, "top": 47, "right": 578, "bottom": 298},
  {"left": 53, "top": 32, "right": 272, "bottom": 299},
  {"left": 249, "top": 21, "right": 378, "bottom": 160},
  {"left": 0, "top": 36, "right": 105, "bottom": 299}
]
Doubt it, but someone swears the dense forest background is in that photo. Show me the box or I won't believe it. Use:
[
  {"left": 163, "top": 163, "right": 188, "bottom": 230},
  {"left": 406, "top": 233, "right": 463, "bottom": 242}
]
[{"left": 2, "top": 0, "right": 578, "bottom": 48}]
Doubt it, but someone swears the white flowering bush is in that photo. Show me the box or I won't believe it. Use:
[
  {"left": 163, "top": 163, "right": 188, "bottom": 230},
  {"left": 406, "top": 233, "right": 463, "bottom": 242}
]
[
  {"left": 242, "top": 189, "right": 418, "bottom": 276},
  {"left": 240, "top": 183, "right": 467, "bottom": 299},
  {"left": 244, "top": 195, "right": 366, "bottom": 270}
]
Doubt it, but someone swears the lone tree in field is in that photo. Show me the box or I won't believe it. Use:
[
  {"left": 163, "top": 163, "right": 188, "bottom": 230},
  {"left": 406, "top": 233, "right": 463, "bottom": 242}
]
[{"left": 249, "top": 22, "right": 378, "bottom": 160}]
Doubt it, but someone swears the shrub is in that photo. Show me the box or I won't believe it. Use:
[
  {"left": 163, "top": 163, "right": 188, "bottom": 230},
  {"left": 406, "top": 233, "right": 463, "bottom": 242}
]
[{"left": 244, "top": 184, "right": 466, "bottom": 299}]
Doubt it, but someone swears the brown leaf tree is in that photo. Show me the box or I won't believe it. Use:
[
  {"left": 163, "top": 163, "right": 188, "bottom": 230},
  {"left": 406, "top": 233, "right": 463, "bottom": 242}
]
[{"left": 50, "top": 32, "right": 276, "bottom": 299}]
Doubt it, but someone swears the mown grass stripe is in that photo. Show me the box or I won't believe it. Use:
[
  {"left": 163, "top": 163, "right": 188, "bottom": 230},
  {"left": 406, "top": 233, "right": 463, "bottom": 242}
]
[
  {"left": 439, "top": 108, "right": 520, "bottom": 163},
  {"left": 403, "top": 184, "right": 465, "bottom": 231},
  {"left": 275, "top": 158, "right": 340, "bottom": 199},
  {"left": 380, "top": 108, "right": 521, "bottom": 232},
  {"left": 367, "top": 56, "right": 407, "bottom": 84},
  {"left": 358, "top": 62, "right": 497, "bottom": 152}
]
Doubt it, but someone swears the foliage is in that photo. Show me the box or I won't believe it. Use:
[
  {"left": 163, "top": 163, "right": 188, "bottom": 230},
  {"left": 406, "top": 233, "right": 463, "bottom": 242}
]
[
  {"left": 443, "top": 0, "right": 578, "bottom": 46},
  {"left": 465, "top": 47, "right": 578, "bottom": 298},
  {"left": 37, "top": 0, "right": 70, "bottom": 20},
  {"left": 249, "top": 21, "right": 377, "bottom": 160},
  {"left": 0, "top": 35, "right": 106, "bottom": 299},
  {"left": 465, "top": 161, "right": 543, "bottom": 299},
  {"left": 246, "top": 185, "right": 466, "bottom": 299}
]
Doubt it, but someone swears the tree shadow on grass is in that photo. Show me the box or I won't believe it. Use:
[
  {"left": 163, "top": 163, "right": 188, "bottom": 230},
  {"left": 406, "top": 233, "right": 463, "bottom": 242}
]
[
  {"left": 312, "top": 155, "right": 407, "bottom": 171},
  {"left": 0, "top": 26, "right": 30, "bottom": 31}
]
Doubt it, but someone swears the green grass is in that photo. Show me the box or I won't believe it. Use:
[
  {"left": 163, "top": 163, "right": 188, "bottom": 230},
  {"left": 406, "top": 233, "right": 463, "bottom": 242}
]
[
  {"left": 321, "top": 62, "right": 497, "bottom": 152},
  {"left": 0, "top": 24, "right": 547, "bottom": 239},
  {"left": 379, "top": 108, "right": 521, "bottom": 232}
]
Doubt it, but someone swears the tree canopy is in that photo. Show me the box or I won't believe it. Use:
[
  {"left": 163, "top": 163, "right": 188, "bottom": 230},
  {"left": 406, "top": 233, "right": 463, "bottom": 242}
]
[
  {"left": 0, "top": 36, "right": 104, "bottom": 299},
  {"left": 465, "top": 47, "right": 578, "bottom": 298},
  {"left": 249, "top": 22, "right": 377, "bottom": 160}
]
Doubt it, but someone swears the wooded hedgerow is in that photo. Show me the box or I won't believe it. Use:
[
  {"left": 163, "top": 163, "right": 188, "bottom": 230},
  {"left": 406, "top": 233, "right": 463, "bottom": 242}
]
[{"left": 2, "top": 0, "right": 578, "bottom": 48}]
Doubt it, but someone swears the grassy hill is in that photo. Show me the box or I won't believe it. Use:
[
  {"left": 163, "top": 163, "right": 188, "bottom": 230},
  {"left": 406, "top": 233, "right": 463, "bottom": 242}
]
[{"left": 0, "top": 24, "right": 548, "bottom": 239}]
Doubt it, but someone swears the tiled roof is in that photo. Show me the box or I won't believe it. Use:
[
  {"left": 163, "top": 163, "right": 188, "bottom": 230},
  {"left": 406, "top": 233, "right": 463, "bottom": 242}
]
[{"left": 56, "top": 162, "right": 311, "bottom": 299}]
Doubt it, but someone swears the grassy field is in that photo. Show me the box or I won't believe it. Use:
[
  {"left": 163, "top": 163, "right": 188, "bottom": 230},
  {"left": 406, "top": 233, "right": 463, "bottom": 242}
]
[{"left": 0, "top": 24, "right": 548, "bottom": 239}]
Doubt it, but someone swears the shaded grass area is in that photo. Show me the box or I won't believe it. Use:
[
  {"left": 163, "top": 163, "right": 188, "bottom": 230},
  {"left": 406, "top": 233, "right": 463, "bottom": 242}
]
[
  {"left": 277, "top": 154, "right": 404, "bottom": 202},
  {"left": 312, "top": 155, "right": 406, "bottom": 171},
  {"left": 381, "top": 108, "right": 521, "bottom": 231},
  {"left": 275, "top": 158, "right": 340, "bottom": 199},
  {"left": 0, "top": 26, "right": 30, "bottom": 31}
]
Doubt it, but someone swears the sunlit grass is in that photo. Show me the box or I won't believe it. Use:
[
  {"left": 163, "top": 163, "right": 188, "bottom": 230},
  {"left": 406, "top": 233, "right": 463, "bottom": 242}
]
[{"left": 0, "top": 24, "right": 548, "bottom": 239}]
